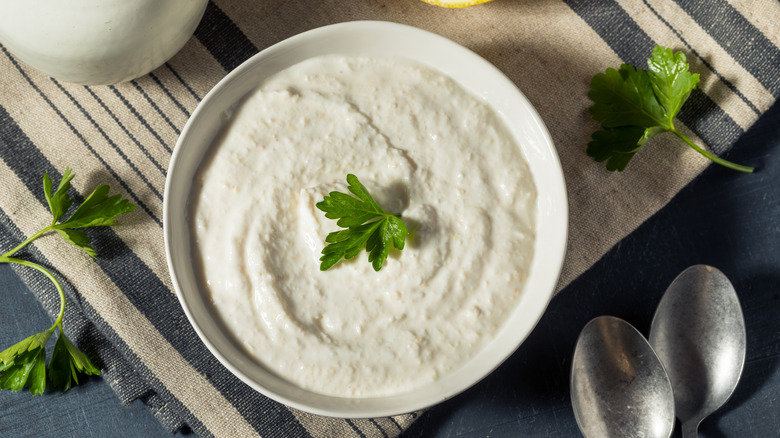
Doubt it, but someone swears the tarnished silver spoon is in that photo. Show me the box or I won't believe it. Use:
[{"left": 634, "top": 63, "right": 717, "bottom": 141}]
[
  {"left": 571, "top": 316, "right": 675, "bottom": 438},
  {"left": 649, "top": 265, "right": 746, "bottom": 438}
]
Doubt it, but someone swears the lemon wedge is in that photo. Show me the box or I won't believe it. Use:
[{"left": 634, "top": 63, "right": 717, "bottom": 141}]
[{"left": 420, "top": 0, "right": 494, "bottom": 7}]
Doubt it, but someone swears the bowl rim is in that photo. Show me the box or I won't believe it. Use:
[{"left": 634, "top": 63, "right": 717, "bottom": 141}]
[{"left": 164, "top": 20, "right": 568, "bottom": 418}]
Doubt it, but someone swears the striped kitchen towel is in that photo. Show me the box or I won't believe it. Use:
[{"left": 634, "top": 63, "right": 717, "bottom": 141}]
[{"left": 0, "top": 0, "right": 777, "bottom": 436}]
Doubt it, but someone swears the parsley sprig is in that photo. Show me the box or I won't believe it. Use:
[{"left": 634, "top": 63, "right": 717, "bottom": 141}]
[
  {"left": 0, "top": 168, "right": 135, "bottom": 394},
  {"left": 316, "top": 174, "right": 409, "bottom": 271},
  {"left": 587, "top": 45, "right": 753, "bottom": 173}
]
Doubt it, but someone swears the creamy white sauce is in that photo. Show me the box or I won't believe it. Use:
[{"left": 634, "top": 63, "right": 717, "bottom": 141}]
[{"left": 191, "top": 56, "right": 536, "bottom": 397}]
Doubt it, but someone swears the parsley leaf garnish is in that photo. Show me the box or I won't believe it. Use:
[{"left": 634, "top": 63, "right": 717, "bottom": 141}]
[
  {"left": 48, "top": 325, "right": 101, "bottom": 392},
  {"left": 0, "top": 168, "right": 135, "bottom": 394},
  {"left": 316, "top": 174, "right": 409, "bottom": 271},
  {"left": 0, "top": 329, "right": 52, "bottom": 395},
  {"left": 587, "top": 45, "right": 753, "bottom": 173}
]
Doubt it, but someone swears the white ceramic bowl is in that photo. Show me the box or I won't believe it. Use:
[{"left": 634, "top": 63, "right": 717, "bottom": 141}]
[
  {"left": 164, "top": 21, "right": 568, "bottom": 418},
  {"left": 0, "top": 0, "right": 207, "bottom": 85}
]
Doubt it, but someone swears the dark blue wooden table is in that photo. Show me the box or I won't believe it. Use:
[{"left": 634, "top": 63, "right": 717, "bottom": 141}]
[{"left": 1, "top": 101, "right": 778, "bottom": 437}]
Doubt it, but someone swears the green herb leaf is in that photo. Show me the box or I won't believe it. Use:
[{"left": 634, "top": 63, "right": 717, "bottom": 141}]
[
  {"left": 27, "top": 349, "right": 47, "bottom": 395},
  {"left": 589, "top": 64, "right": 666, "bottom": 129},
  {"left": 44, "top": 168, "right": 75, "bottom": 224},
  {"left": 0, "top": 329, "right": 54, "bottom": 366},
  {"left": 56, "top": 185, "right": 136, "bottom": 229},
  {"left": 55, "top": 229, "right": 96, "bottom": 258},
  {"left": 586, "top": 125, "right": 646, "bottom": 171},
  {"left": 0, "top": 168, "right": 133, "bottom": 396},
  {"left": 587, "top": 45, "right": 753, "bottom": 173},
  {"left": 49, "top": 327, "right": 100, "bottom": 393},
  {"left": 316, "top": 174, "right": 409, "bottom": 271},
  {"left": 0, "top": 328, "right": 54, "bottom": 394},
  {"left": 646, "top": 46, "right": 699, "bottom": 125}
]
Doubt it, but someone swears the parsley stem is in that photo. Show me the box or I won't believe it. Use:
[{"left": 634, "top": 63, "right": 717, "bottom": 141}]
[
  {"left": 671, "top": 129, "right": 754, "bottom": 173},
  {"left": 0, "top": 257, "right": 66, "bottom": 331},
  {"left": 0, "top": 225, "right": 54, "bottom": 259}
]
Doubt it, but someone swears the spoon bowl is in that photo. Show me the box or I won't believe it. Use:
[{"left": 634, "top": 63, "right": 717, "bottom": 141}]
[
  {"left": 571, "top": 316, "right": 675, "bottom": 438},
  {"left": 649, "top": 265, "right": 746, "bottom": 437}
]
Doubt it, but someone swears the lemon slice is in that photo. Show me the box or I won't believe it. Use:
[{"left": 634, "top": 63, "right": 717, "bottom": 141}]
[{"left": 420, "top": 0, "right": 494, "bottom": 7}]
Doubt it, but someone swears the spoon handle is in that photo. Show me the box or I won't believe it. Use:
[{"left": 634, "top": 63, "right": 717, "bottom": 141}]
[{"left": 682, "top": 420, "right": 699, "bottom": 438}]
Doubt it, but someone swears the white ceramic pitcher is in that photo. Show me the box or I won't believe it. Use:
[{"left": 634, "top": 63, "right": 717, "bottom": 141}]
[{"left": 0, "top": 0, "right": 208, "bottom": 85}]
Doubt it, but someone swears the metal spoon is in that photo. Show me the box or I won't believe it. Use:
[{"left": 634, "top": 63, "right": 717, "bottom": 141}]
[
  {"left": 571, "top": 316, "right": 675, "bottom": 438},
  {"left": 649, "top": 265, "right": 746, "bottom": 438}
]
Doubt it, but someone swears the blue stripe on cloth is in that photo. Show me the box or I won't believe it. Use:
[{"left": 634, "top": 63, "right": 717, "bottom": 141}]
[
  {"left": 194, "top": 1, "right": 259, "bottom": 72},
  {"left": 675, "top": 89, "right": 744, "bottom": 155},
  {"left": 369, "top": 419, "right": 390, "bottom": 438},
  {"left": 0, "top": 46, "right": 161, "bottom": 226},
  {"left": 562, "top": 0, "right": 744, "bottom": 155},
  {"left": 0, "top": 103, "right": 312, "bottom": 438},
  {"left": 347, "top": 420, "right": 368, "bottom": 438},
  {"left": 388, "top": 417, "right": 403, "bottom": 432},
  {"left": 0, "top": 206, "right": 208, "bottom": 436},
  {"left": 110, "top": 84, "right": 175, "bottom": 153},
  {"left": 640, "top": 0, "right": 761, "bottom": 116},
  {"left": 81, "top": 86, "right": 168, "bottom": 176},
  {"left": 673, "top": 0, "right": 780, "bottom": 98},
  {"left": 165, "top": 63, "right": 203, "bottom": 102},
  {"left": 0, "top": 109, "right": 51, "bottom": 202},
  {"left": 51, "top": 79, "right": 165, "bottom": 202},
  {"left": 149, "top": 72, "right": 192, "bottom": 119}
]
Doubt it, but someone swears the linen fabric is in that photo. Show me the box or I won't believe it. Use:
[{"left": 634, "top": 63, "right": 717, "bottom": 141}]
[{"left": 0, "top": 0, "right": 777, "bottom": 436}]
